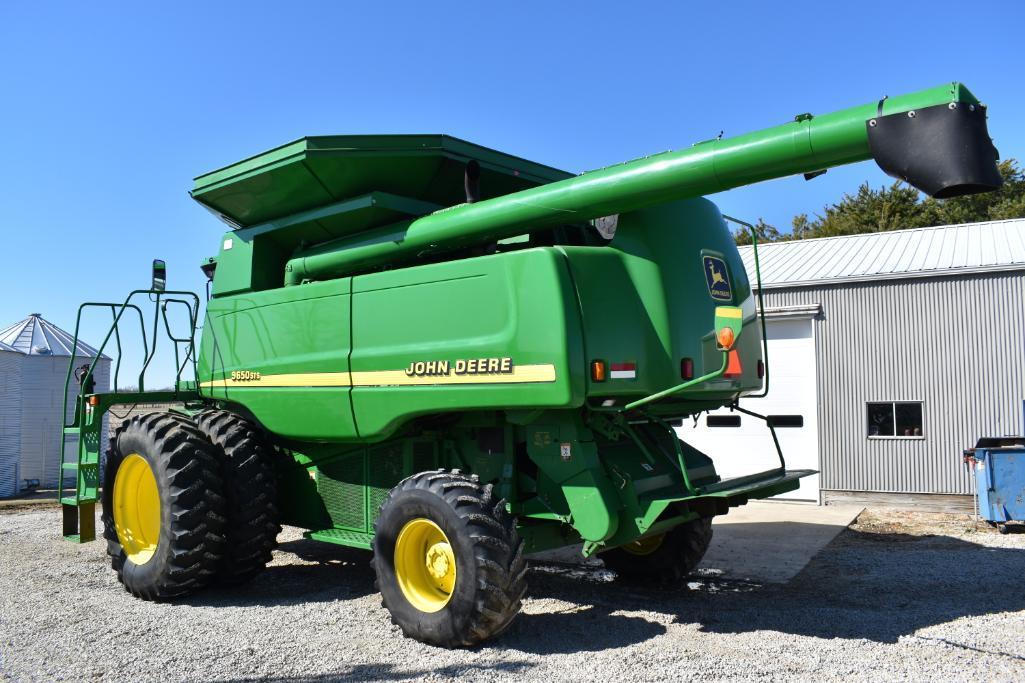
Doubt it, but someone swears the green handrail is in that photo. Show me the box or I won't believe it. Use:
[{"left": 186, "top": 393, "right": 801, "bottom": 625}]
[{"left": 57, "top": 289, "right": 200, "bottom": 506}]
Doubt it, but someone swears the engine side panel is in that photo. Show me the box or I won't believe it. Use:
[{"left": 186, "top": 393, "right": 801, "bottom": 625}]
[
  {"left": 349, "top": 248, "right": 586, "bottom": 440},
  {"left": 198, "top": 278, "right": 358, "bottom": 440}
]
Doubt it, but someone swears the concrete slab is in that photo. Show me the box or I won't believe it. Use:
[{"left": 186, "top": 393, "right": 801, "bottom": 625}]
[{"left": 698, "top": 501, "right": 863, "bottom": 583}]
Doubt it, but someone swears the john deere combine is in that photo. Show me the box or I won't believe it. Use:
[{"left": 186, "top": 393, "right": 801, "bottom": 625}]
[{"left": 59, "top": 82, "right": 1000, "bottom": 647}]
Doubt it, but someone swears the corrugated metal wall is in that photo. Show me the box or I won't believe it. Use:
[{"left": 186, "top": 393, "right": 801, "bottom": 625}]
[
  {"left": 0, "top": 351, "right": 23, "bottom": 497},
  {"left": 761, "top": 271, "right": 1025, "bottom": 494},
  {"left": 18, "top": 356, "right": 110, "bottom": 488}
]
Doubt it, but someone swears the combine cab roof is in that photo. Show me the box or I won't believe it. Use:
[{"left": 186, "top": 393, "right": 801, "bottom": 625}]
[{"left": 191, "top": 134, "right": 572, "bottom": 232}]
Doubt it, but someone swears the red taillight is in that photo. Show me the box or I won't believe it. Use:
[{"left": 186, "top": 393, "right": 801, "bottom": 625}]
[
  {"left": 610, "top": 362, "right": 637, "bottom": 379},
  {"left": 757, "top": 359, "right": 764, "bottom": 379},
  {"left": 591, "top": 360, "right": 606, "bottom": 382},
  {"left": 681, "top": 357, "right": 694, "bottom": 380}
]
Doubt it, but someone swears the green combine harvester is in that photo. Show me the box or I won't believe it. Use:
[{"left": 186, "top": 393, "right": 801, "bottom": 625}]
[{"left": 58, "top": 82, "right": 1000, "bottom": 647}]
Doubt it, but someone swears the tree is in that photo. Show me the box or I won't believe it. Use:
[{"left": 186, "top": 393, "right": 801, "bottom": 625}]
[
  {"left": 920, "top": 159, "right": 1025, "bottom": 226},
  {"left": 732, "top": 158, "right": 1025, "bottom": 243},
  {"left": 801, "top": 181, "right": 926, "bottom": 237},
  {"left": 732, "top": 218, "right": 784, "bottom": 245}
]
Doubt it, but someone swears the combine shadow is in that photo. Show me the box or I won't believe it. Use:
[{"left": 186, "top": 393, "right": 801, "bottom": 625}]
[
  {"left": 235, "top": 660, "right": 535, "bottom": 682},
  {"left": 494, "top": 563, "right": 669, "bottom": 653},
  {"left": 687, "top": 527, "right": 1025, "bottom": 646},
  {"left": 183, "top": 537, "right": 376, "bottom": 608},
  {"left": 507, "top": 524, "right": 1025, "bottom": 653},
  {"left": 507, "top": 602, "right": 667, "bottom": 654}
]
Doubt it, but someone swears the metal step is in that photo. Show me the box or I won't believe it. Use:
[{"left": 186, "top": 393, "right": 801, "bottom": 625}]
[
  {"left": 61, "top": 461, "right": 99, "bottom": 470},
  {"left": 60, "top": 496, "right": 97, "bottom": 506},
  {"left": 62, "top": 502, "right": 95, "bottom": 543},
  {"left": 306, "top": 528, "right": 373, "bottom": 550}
]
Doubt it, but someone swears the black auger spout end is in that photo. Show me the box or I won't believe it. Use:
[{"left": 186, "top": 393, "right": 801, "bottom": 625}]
[{"left": 868, "top": 100, "right": 1002, "bottom": 199}]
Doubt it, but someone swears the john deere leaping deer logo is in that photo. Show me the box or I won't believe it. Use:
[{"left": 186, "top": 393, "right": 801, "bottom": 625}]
[{"left": 703, "top": 255, "right": 732, "bottom": 301}]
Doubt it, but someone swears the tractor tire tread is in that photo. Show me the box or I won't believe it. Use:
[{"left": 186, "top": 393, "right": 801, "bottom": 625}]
[
  {"left": 373, "top": 470, "right": 526, "bottom": 648},
  {"left": 602, "top": 516, "right": 714, "bottom": 587},
  {"left": 195, "top": 409, "right": 282, "bottom": 586},
  {"left": 101, "top": 411, "right": 227, "bottom": 601}
]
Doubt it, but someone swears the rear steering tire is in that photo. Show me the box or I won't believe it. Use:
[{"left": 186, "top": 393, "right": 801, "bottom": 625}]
[
  {"left": 195, "top": 409, "right": 282, "bottom": 585},
  {"left": 601, "top": 516, "right": 714, "bottom": 587},
  {"left": 101, "top": 412, "right": 227, "bottom": 600},
  {"left": 372, "top": 470, "right": 527, "bottom": 648}
]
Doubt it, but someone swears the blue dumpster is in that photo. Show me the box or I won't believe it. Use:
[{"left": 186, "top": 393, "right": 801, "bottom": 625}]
[{"left": 964, "top": 437, "right": 1025, "bottom": 533}]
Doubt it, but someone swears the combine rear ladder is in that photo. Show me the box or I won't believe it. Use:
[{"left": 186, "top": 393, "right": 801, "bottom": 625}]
[{"left": 58, "top": 290, "right": 202, "bottom": 542}]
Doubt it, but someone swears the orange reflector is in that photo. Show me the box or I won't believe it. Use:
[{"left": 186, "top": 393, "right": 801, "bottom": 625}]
[
  {"left": 591, "top": 360, "right": 606, "bottom": 382},
  {"left": 88, "top": 395, "right": 99, "bottom": 406},
  {"left": 717, "top": 327, "right": 735, "bottom": 349},
  {"left": 724, "top": 350, "right": 743, "bottom": 378}
]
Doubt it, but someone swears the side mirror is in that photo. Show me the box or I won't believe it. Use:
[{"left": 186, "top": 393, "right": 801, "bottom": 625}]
[{"left": 152, "top": 259, "right": 166, "bottom": 292}]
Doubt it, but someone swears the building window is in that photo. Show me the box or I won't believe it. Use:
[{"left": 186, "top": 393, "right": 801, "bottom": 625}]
[
  {"left": 707, "top": 415, "right": 741, "bottom": 428},
  {"left": 768, "top": 415, "right": 804, "bottom": 428},
  {"left": 867, "top": 402, "right": 923, "bottom": 438}
]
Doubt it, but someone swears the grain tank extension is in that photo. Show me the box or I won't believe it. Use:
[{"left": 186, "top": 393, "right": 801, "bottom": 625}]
[{"left": 58, "top": 82, "right": 1000, "bottom": 647}]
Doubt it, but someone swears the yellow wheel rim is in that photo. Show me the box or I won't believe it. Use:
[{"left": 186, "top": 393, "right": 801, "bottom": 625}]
[
  {"left": 621, "top": 533, "right": 665, "bottom": 556},
  {"left": 112, "top": 454, "right": 161, "bottom": 565},
  {"left": 394, "top": 518, "right": 456, "bottom": 613}
]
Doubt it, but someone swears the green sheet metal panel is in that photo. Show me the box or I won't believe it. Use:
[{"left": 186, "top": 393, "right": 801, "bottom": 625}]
[
  {"left": 349, "top": 247, "right": 586, "bottom": 440},
  {"left": 192, "top": 134, "right": 572, "bottom": 228},
  {"left": 198, "top": 278, "right": 358, "bottom": 440},
  {"left": 563, "top": 197, "right": 761, "bottom": 402},
  {"left": 233, "top": 192, "right": 443, "bottom": 251}
]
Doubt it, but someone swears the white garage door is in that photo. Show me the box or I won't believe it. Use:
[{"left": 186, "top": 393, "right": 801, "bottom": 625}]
[{"left": 676, "top": 316, "right": 820, "bottom": 501}]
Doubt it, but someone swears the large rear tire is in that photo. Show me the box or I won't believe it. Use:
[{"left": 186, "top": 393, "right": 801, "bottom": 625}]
[
  {"left": 195, "top": 409, "right": 282, "bottom": 586},
  {"left": 601, "top": 516, "right": 713, "bottom": 586},
  {"left": 101, "top": 412, "right": 227, "bottom": 600},
  {"left": 372, "top": 470, "right": 527, "bottom": 648}
]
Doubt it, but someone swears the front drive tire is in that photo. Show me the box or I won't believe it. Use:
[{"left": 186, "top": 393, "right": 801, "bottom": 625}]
[
  {"left": 101, "top": 413, "right": 227, "bottom": 600},
  {"left": 601, "top": 516, "right": 714, "bottom": 587},
  {"left": 372, "top": 470, "right": 527, "bottom": 648},
  {"left": 195, "top": 409, "right": 282, "bottom": 585}
]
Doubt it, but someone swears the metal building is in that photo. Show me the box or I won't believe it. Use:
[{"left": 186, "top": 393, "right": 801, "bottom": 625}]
[
  {"left": 0, "top": 341, "right": 23, "bottom": 497},
  {"left": 680, "top": 218, "right": 1025, "bottom": 508},
  {"left": 0, "top": 314, "right": 110, "bottom": 494}
]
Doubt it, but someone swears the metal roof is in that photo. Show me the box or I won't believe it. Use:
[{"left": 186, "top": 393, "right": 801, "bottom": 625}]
[
  {"left": 0, "top": 340, "right": 17, "bottom": 354},
  {"left": 0, "top": 314, "right": 106, "bottom": 358},
  {"left": 739, "top": 218, "right": 1025, "bottom": 289}
]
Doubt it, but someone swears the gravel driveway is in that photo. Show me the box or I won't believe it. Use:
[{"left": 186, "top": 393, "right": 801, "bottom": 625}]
[{"left": 1, "top": 507, "right": 1024, "bottom": 681}]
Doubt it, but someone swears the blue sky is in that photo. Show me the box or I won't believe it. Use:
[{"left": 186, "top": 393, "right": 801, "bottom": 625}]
[{"left": 1, "top": 1, "right": 1022, "bottom": 386}]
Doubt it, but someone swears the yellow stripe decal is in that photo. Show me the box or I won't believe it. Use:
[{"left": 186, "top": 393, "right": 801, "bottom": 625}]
[
  {"left": 200, "top": 364, "right": 557, "bottom": 389},
  {"left": 200, "top": 372, "right": 352, "bottom": 388},
  {"left": 351, "top": 364, "right": 556, "bottom": 387},
  {"left": 716, "top": 306, "right": 743, "bottom": 318}
]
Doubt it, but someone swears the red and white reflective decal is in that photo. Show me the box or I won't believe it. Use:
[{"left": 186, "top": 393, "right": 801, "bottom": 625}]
[{"left": 610, "top": 362, "right": 636, "bottom": 380}]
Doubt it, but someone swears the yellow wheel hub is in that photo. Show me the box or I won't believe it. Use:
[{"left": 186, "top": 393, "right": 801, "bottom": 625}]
[
  {"left": 112, "top": 454, "right": 161, "bottom": 565},
  {"left": 621, "top": 533, "right": 665, "bottom": 556},
  {"left": 394, "top": 518, "right": 457, "bottom": 613}
]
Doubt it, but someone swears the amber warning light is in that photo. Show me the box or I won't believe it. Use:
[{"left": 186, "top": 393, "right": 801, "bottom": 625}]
[{"left": 717, "top": 327, "right": 735, "bottom": 349}]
